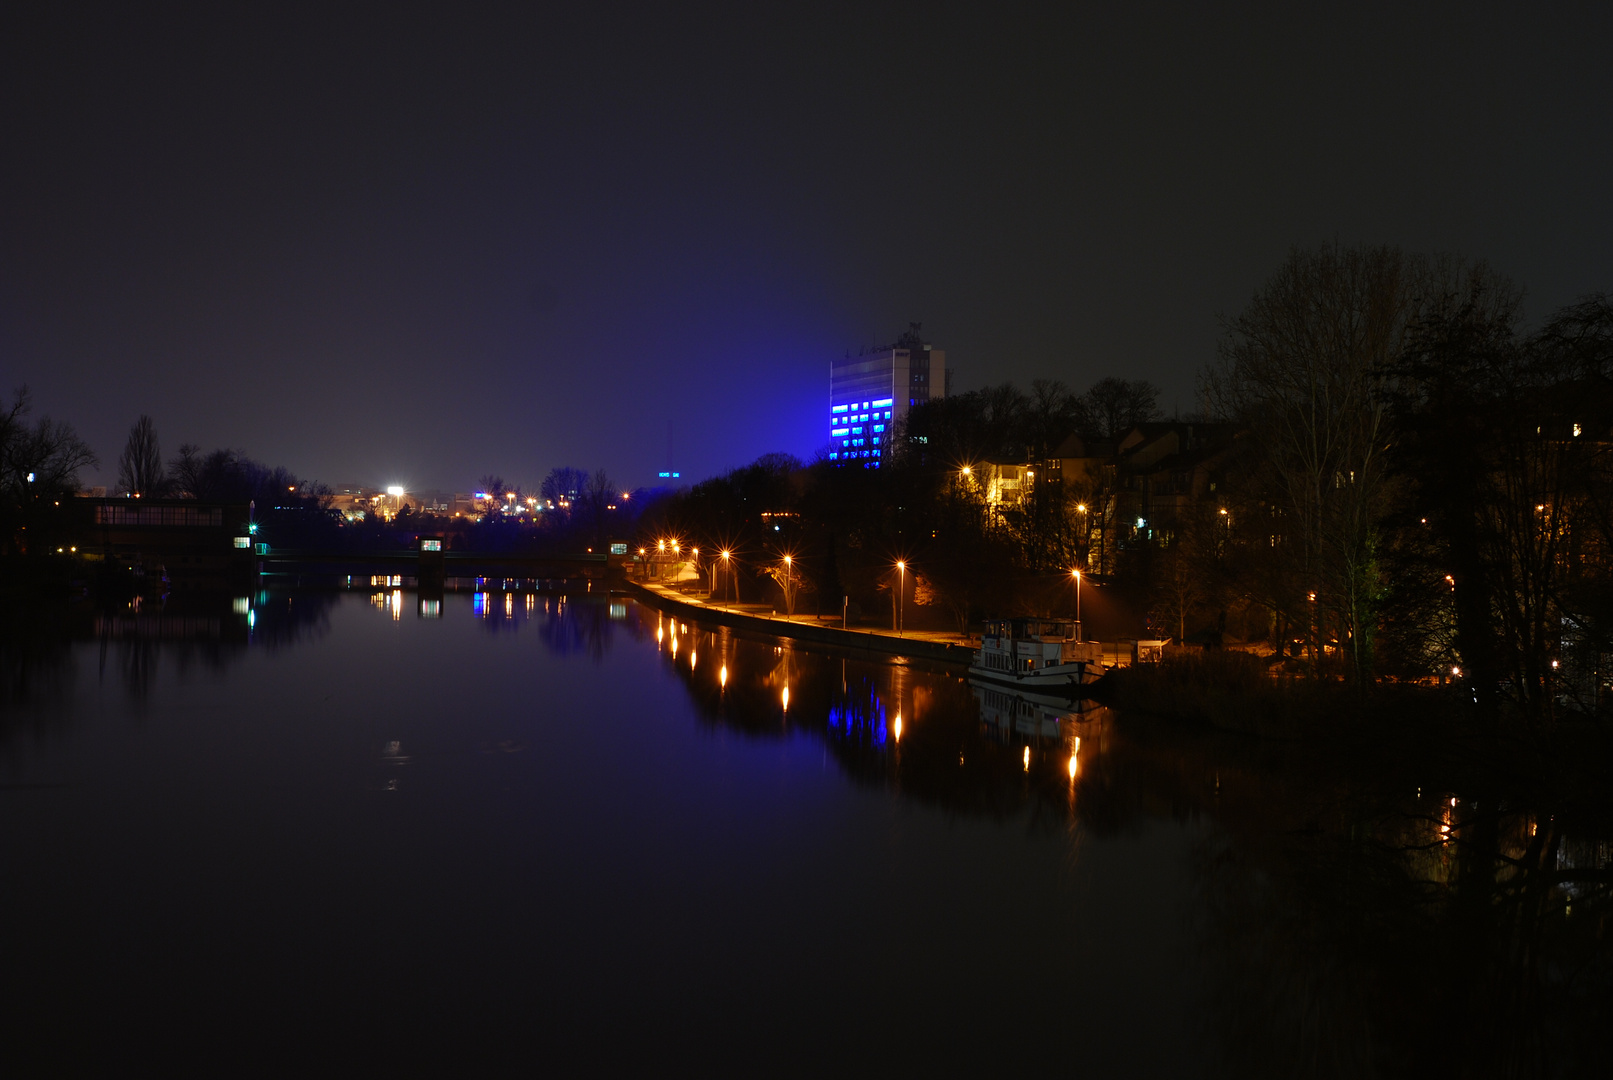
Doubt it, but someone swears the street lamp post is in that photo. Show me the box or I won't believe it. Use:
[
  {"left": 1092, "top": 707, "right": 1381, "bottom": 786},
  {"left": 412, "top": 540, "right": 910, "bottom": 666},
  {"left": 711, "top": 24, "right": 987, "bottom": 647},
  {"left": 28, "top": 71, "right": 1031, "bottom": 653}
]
[
  {"left": 1076, "top": 503, "right": 1089, "bottom": 570},
  {"left": 720, "top": 550, "right": 732, "bottom": 607},
  {"left": 1071, "top": 568, "right": 1082, "bottom": 642},
  {"left": 895, "top": 560, "right": 906, "bottom": 636},
  {"left": 782, "top": 554, "right": 793, "bottom": 618}
]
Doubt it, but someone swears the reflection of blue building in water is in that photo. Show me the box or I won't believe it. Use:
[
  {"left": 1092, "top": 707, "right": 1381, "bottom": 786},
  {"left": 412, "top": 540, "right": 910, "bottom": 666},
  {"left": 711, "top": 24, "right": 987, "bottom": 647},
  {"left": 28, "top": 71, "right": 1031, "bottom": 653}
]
[
  {"left": 828, "top": 334, "right": 947, "bottom": 466},
  {"left": 827, "top": 682, "right": 890, "bottom": 748}
]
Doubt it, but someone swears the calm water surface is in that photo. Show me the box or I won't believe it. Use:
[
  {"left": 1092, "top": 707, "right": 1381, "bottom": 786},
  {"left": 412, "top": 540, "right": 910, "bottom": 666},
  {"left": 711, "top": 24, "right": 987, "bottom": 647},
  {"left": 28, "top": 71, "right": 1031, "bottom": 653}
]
[
  {"left": 2, "top": 591, "right": 1206, "bottom": 1072},
  {"left": 15, "top": 589, "right": 1608, "bottom": 1074}
]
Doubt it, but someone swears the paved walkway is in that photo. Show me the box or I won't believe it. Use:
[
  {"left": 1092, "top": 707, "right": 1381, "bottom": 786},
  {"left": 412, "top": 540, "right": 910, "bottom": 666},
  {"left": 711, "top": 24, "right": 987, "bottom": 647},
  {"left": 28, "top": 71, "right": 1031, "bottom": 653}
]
[{"left": 629, "top": 578, "right": 978, "bottom": 660}]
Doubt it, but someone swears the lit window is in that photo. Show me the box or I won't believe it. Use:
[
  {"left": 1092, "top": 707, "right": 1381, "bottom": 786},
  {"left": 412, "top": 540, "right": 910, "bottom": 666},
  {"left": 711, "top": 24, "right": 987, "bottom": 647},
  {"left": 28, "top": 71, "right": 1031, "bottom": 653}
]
[
  {"left": 420, "top": 539, "right": 442, "bottom": 552},
  {"left": 233, "top": 536, "right": 251, "bottom": 549},
  {"left": 873, "top": 398, "right": 893, "bottom": 407},
  {"left": 873, "top": 424, "right": 884, "bottom": 433}
]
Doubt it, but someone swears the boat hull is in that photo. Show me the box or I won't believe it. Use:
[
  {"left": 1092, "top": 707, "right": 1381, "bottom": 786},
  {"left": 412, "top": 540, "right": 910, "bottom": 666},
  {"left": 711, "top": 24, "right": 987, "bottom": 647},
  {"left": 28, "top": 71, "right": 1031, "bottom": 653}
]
[{"left": 966, "top": 661, "right": 1098, "bottom": 692}]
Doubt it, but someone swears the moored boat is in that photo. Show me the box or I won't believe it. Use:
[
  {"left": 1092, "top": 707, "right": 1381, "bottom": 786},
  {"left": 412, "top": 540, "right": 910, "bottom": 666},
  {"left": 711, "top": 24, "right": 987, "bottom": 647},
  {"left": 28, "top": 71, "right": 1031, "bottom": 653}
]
[{"left": 969, "top": 618, "right": 1103, "bottom": 691}]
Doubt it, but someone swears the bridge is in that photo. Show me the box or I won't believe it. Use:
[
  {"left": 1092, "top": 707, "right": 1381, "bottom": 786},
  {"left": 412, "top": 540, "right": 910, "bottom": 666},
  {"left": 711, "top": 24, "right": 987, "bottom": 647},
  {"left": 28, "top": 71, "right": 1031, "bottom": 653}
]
[{"left": 259, "top": 548, "right": 618, "bottom": 585}]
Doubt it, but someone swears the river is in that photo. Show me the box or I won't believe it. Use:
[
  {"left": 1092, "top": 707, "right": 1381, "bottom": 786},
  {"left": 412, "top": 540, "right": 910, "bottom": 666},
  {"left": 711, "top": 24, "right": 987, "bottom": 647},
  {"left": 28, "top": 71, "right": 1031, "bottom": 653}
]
[{"left": 2, "top": 587, "right": 1608, "bottom": 1075}]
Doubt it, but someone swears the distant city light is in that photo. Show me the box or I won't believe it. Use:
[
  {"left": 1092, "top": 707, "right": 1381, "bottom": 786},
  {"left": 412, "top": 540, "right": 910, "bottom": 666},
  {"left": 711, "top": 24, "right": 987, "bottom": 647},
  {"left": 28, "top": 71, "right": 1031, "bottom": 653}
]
[{"left": 658, "top": 471, "right": 680, "bottom": 478}]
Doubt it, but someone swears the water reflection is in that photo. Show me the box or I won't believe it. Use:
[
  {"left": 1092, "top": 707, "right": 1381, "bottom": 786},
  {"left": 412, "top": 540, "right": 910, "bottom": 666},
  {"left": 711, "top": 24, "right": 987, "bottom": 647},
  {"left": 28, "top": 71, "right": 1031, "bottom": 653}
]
[
  {"left": 648, "top": 609, "right": 1108, "bottom": 828},
  {"left": 0, "top": 602, "right": 82, "bottom": 714},
  {"left": 453, "top": 586, "right": 621, "bottom": 659},
  {"left": 1, "top": 591, "right": 338, "bottom": 721},
  {"left": 6, "top": 589, "right": 1610, "bottom": 1074},
  {"left": 650, "top": 602, "right": 1613, "bottom": 1076}
]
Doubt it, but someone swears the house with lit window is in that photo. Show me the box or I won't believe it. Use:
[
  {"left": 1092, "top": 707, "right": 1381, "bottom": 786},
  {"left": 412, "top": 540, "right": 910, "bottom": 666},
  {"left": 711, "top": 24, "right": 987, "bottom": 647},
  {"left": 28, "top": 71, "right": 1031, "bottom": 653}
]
[
  {"left": 827, "top": 329, "right": 947, "bottom": 466},
  {"left": 1111, "top": 423, "right": 1238, "bottom": 540}
]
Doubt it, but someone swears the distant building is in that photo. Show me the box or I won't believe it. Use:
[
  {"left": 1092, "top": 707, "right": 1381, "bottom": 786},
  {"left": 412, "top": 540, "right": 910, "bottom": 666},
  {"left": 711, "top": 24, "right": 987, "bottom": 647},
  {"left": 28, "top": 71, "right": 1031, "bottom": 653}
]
[
  {"left": 1112, "top": 422, "right": 1237, "bottom": 537},
  {"left": 71, "top": 498, "right": 254, "bottom": 585},
  {"left": 828, "top": 328, "right": 946, "bottom": 466}
]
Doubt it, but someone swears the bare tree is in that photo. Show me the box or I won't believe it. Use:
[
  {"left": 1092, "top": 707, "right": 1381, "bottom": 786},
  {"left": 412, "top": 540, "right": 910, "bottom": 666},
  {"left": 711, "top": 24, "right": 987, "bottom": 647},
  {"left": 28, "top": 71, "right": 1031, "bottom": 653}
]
[
  {"left": 1025, "top": 378, "right": 1081, "bottom": 459},
  {"left": 541, "top": 467, "right": 587, "bottom": 512},
  {"left": 0, "top": 387, "right": 97, "bottom": 497},
  {"left": 1204, "top": 244, "right": 1497, "bottom": 678},
  {"left": 167, "top": 446, "right": 246, "bottom": 501},
  {"left": 0, "top": 386, "right": 97, "bottom": 554},
  {"left": 582, "top": 468, "right": 616, "bottom": 541},
  {"left": 1081, "top": 377, "right": 1161, "bottom": 440},
  {"left": 116, "top": 415, "right": 166, "bottom": 496},
  {"left": 168, "top": 444, "right": 202, "bottom": 498}
]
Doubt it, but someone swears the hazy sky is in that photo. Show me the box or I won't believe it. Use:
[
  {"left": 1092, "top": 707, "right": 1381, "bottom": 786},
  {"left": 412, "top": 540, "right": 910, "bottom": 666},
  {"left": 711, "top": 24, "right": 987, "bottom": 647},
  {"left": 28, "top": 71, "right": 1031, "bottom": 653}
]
[{"left": 3, "top": 3, "right": 1611, "bottom": 492}]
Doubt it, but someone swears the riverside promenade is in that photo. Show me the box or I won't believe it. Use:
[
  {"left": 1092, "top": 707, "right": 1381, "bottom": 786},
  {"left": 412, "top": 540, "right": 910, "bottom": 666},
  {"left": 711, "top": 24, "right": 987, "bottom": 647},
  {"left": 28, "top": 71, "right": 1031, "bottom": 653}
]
[{"left": 625, "top": 578, "right": 977, "bottom": 664}]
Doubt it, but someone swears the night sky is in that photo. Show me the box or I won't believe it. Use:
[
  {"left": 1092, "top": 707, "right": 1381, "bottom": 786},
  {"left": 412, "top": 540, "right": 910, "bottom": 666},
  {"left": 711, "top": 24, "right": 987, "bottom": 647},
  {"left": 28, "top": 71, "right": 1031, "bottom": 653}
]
[{"left": 4, "top": 3, "right": 1611, "bottom": 493}]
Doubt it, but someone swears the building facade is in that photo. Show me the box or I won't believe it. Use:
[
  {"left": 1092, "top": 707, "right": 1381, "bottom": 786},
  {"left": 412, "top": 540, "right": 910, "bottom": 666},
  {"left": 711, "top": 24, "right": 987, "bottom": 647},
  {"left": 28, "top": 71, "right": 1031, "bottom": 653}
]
[{"left": 828, "top": 340, "right": 946, "bottom": 465}]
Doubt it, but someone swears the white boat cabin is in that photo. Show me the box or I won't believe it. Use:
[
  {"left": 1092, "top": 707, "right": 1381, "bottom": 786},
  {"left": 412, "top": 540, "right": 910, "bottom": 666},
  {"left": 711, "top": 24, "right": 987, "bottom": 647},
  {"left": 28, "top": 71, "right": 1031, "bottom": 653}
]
[{"left": 977, "top": 619, "right": 1100, "bottom": 674}]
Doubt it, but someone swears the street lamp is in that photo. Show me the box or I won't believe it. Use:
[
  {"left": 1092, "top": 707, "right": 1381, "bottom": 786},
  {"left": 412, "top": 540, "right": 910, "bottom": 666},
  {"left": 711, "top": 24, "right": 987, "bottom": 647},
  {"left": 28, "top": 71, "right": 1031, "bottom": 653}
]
[
  {"left": 895, "top": 560, "right": 906, "bottom": 635},
  {"left": 1075, "top": 502, "right": 1089, "bottom": 568},
  {"left": 782, "top": 554, "right": 793, "bottom": 618},
  {"left": 1071, "top": 568, "right": 1083, "bottom": 642},
  {"left": 720, "top": 550, "right": 732, "bottom": 607}
]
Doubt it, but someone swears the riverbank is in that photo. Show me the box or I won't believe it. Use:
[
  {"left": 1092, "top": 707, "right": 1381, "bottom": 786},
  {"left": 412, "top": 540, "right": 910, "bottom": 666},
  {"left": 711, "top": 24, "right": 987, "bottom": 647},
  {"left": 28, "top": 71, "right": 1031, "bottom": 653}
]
[
  {"left": 625, "top": 579, "right": 977, "bottom": 664},
  {"left": 1091, "top": 645, "right": 1449, "bottom": 738}
]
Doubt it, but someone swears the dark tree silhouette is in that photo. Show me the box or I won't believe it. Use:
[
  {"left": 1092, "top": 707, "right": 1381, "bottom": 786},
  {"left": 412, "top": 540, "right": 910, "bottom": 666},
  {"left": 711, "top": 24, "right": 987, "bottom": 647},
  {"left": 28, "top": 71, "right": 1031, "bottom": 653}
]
[
  {"left": 116, "top": 415, "right": 166, "bottom": 496},
  {"left": 0, "top": 386, "right": 97, "bottom": 555},
  {"left": 1079, "top": 377, "right": 1161, "bottom": 440}
]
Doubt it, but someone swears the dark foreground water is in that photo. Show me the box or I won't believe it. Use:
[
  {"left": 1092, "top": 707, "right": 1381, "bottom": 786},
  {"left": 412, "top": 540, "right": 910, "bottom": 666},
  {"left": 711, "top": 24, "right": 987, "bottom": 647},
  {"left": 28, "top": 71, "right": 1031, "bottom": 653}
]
[{"left": 4, "top": 589, "right": 1611, "bottom": 1075}]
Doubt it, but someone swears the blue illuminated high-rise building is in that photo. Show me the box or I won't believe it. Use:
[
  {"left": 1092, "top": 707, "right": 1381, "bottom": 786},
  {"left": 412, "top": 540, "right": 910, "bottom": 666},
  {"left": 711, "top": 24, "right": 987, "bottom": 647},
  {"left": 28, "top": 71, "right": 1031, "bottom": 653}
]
[{"left": 827, "top": 330, "right": 946, "bottom": 466}]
